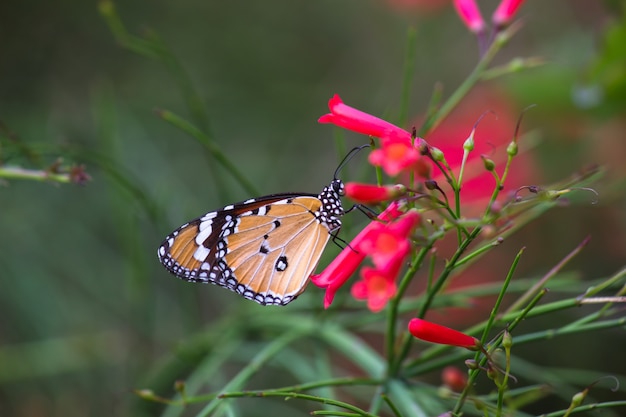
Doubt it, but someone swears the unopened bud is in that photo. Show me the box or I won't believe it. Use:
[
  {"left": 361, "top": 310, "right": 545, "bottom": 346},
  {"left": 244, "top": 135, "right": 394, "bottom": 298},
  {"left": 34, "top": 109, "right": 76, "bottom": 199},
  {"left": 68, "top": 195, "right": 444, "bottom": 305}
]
[
  {"left": 463, "top": 130, "right": 476, "bottom": 152},
  {"left": 430, "top": 146, "right": 445, "bottom": 162},
  {"left": 503, "top": 330, "right": 513, "bottom": 349},
  {"left": 507, "top": 141, "right": 518, "bottom": 157},
  {"left": 481, "top": 156, "right": 495, "bottom": 171}
]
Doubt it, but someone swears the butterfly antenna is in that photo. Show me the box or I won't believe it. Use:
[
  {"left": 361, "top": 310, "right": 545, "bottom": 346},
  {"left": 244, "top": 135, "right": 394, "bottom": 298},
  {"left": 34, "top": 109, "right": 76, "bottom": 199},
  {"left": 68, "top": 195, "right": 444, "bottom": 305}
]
[{"left": 334, "top": 144, "right": 370, "bottom": 179}]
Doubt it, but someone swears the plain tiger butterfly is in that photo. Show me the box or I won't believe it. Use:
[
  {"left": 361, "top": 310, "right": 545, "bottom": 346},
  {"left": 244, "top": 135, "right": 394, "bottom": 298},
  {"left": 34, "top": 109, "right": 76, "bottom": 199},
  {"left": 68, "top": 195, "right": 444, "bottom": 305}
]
[{"left": 157, "top": 174, "right": 349, "bottom": 306}]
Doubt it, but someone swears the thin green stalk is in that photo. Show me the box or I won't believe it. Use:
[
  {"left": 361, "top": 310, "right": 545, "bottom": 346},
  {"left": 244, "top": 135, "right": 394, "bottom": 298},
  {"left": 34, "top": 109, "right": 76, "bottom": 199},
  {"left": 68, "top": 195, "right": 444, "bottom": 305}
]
[
  {"left": 0, "top": 166, "right": 72, "bottom": 183},
  {"left": 578, "top": 266, "right": 626, "bottom": 299},
  {"left": 452, "top": 289, "right": 549, "bottom": 415},
  {"left": 397, "top": 26, "right": 417, "bottom": 128},
  {"left": 219, "top": 391, "right": 379, "bottom": 417},
  {"left": 419, "top": 24, "right": 519, "bottom": 137},
  {"left": 385, "top": 245, "right": 433, "bottom": 375},
  {"left": 454, "top": 237, "right": 504, "bottom": 269},
  {"left": 157, "top": 110, "right": 259, "bottom": 195},
  {"left": 195, "top": 331, "right": 306, "bottom": 417},
  {"left": 99, "top": 0, "right": 209, "bottom": 131},
  {"left": 539, "top": 401, "right": 626, "bottom": 417},
  {"left": 512, "top": 317, "right": 626, "bottom": 345},
  {"left": 382, "top": 393, "right": 404, "bottom": 417},
  {"left": 152, "top": 377, "right": 381, "bottom": 408},
  {"left": 480, "top": 248, "right": 524, "bottom": 345},
  {"left": 393, "top": 227, "right": 483, "bottom": 373},
  {"left": 505, "top": 237, "right": 590, "bottom": 315}
]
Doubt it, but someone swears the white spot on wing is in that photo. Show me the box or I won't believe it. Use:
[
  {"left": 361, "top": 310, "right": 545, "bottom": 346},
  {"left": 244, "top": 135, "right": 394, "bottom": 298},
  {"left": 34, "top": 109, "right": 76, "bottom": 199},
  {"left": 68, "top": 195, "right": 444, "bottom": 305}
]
[
  {"left": 201, "top": 212, "right": 217, "bottom": 221},
  {"left": 199, "top": 220, "right": 213, "bottom": 232},
  {"left": 193, "top": 245, "right": 210, "bottom": 262},
  {"left": 196, "top": 226, "right": 213, "bottom": 245}
]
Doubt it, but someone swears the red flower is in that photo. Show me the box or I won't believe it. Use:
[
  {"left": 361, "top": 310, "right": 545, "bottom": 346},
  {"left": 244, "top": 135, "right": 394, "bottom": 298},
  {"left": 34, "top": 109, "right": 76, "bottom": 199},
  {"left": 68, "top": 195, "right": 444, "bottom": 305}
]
[
  {"left": 319, "top": 94, "right": 412, "bottom": 144},
  {"left": 368, "top": 138, "right": 421, "bottom": 176},
  {"left": 358, "top": 209, "right": 420, "bottom": 270},
  {"left": 351, "top": 266, "right": 399, "bottom": 313},
  {"left": 311, "top": 202, "right": 404, "bottom": 309},
  {"left": 452, "top": 0, "right": 485, "bottom": 34},
  {"left": 492, "top": 0, "right": 526, "bottom": 28},
  {"left": 345, "top": 182, "right": 407, "bottom": 204},
  {"left": 408, "top": 318, "right": 480, "bottom": 349},
  {"left": 441, "top": 366, "right": 468, "bottom": 392}
]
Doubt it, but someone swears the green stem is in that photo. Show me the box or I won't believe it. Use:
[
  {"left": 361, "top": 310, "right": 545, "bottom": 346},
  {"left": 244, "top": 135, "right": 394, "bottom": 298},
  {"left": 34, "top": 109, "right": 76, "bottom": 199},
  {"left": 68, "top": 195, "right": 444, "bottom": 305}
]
[
  {"left": 392, "top": 227, "right": 482, "bottom": 375},
  {"left": 0, "top": 166, "right": 71, "bottom": 183},
  {"left": 157, "top": 109, "right": 259, "bottom": 195},
  {"left": 219, "top": 391, "right": 379, "bottom": 417},
  {"left": 540, "top": 401, "right": 626, "bottom": 417},
  {"left": 385, "top": 244, "right": 433, "bottom": 376},
  {"left": 480, "top": 248, "right": 524, "bottom": 345},
  {"left": 418, "top": 26, "right": 507, "bottom": 137},
  {"left": 398, "top": 26, "right": 417, "bottom": 128},
  {"left": 196, "top": 331, "right": 305, "bottom": 417},
  {"left": 505, "top": 237, "right": 590, "bottom": 315}
]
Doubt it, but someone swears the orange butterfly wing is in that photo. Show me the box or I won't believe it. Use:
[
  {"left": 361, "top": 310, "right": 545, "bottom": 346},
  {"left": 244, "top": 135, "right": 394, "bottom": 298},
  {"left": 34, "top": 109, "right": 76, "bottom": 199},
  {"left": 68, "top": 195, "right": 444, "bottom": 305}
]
[{"left": 158, "top": 183, "right": 344, "bottom": 306}]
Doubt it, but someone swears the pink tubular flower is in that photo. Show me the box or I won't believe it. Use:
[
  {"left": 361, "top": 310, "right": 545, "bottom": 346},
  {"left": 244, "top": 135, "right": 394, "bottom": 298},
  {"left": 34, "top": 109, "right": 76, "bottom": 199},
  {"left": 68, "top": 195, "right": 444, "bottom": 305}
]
[
  {"left": 351, "top": 266, "right": 399, "bottom": 312},
  {"left": 452, "top": 0, "right": 485, "bottom": 34},
  {"left": 311, "top": 202, "right": 404, "bottom": 309},
  {"left": 345, "top": 182, "right": 407, "bottom": 204},
  {"left": 492, "top": 0, "right": 526, "bottom": 28},
  {"left": 408, "top": 318, "right": 480, "bottom": 350},
  {"left": 358, "top": 209, "right": 420, "bottom": 270},
  {"left": 319, "top": 94, "right": 412, "bottom": 144},
  {"left": 368, "top": 139, "right": 421, "bottom": 176}
]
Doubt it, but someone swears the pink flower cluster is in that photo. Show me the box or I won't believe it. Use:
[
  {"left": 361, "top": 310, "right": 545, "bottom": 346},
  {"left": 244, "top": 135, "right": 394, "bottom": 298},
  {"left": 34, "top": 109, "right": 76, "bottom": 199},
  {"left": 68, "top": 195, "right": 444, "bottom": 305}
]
[
  {"left": 311, "top": 202, "right": 420, "bottom": 312},
  {"left": 314, "top": 94, "right": 497, "bottom": 350},
  {"left": 312, "top": 94, "right": 428, "bottom": 312}
]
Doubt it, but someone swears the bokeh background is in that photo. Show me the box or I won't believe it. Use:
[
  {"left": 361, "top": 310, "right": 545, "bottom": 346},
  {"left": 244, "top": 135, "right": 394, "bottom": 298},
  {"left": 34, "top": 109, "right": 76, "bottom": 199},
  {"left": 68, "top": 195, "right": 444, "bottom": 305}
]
[{"left": 1, "top": 1, "right": 625, "bottom": 416}]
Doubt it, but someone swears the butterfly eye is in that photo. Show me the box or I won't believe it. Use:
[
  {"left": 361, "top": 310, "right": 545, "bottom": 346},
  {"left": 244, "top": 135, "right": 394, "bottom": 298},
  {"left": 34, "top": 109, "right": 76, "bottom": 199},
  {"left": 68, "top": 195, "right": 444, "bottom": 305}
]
[{"left": 332, "top": 179, "right": 345, "bottom": 196}]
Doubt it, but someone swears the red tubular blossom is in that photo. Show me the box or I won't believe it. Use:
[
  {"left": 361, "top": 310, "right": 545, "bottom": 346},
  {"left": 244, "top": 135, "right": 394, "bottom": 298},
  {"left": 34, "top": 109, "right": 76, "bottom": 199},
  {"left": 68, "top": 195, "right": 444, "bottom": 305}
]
[
  {"left": 345, "top": 182, "right": 407, "bottom": 204},
  {"left": 310, "top": 202, "right": 404, "bottom": 309},
  {"left": 351, "top": 266, "right": 398, "bottom": 313},
  {"left": 368, "top": 139, "right": 421, "bottom": 176},
  {"left": 492, "top": 0, "right": 526, "bottom": 28},
  {"left": 319, "top": 94, "right": 412, "bottom": 143},
  {"left": 358, "top": 209, "right": 420, "bottom": 270},
  {"left": 408, "top": 318, "right": 480, "bottom": 349},
  {"left": 452, "top": 0, "right": 485, "bottom": 34}
]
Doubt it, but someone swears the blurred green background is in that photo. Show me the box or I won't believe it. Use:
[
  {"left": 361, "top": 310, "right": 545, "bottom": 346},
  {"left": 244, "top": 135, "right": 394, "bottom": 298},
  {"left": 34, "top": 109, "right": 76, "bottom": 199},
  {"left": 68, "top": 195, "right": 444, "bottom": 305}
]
[{"left": 1, "top": 1, "right": 625, "bottom": 416}]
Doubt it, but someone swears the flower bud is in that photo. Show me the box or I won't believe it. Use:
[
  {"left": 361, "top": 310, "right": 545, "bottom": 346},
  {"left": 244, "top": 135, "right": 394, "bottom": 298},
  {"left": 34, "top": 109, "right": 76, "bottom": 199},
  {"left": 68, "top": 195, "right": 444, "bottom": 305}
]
[
  {"left": 430, "top": 146, "right": 445, "bottom": 162},
  {"left": 506, "top": 140, "right": 518, "bottom": 157},
  {"left": 408, "top": 318, "right": 480, "bottom": 350},
  {"left": 345, "top": 182, "right": 407, "bottom": 204},
  {"left": 481, "top": 156, "right": 495, "bottom": 172}
]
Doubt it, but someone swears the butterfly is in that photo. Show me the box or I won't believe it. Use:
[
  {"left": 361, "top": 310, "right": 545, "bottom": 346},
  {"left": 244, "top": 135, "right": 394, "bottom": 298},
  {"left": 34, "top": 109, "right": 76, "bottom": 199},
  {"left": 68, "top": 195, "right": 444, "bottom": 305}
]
[{"left": 157, "top": 178, "right": 346, "bottom": 306}]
